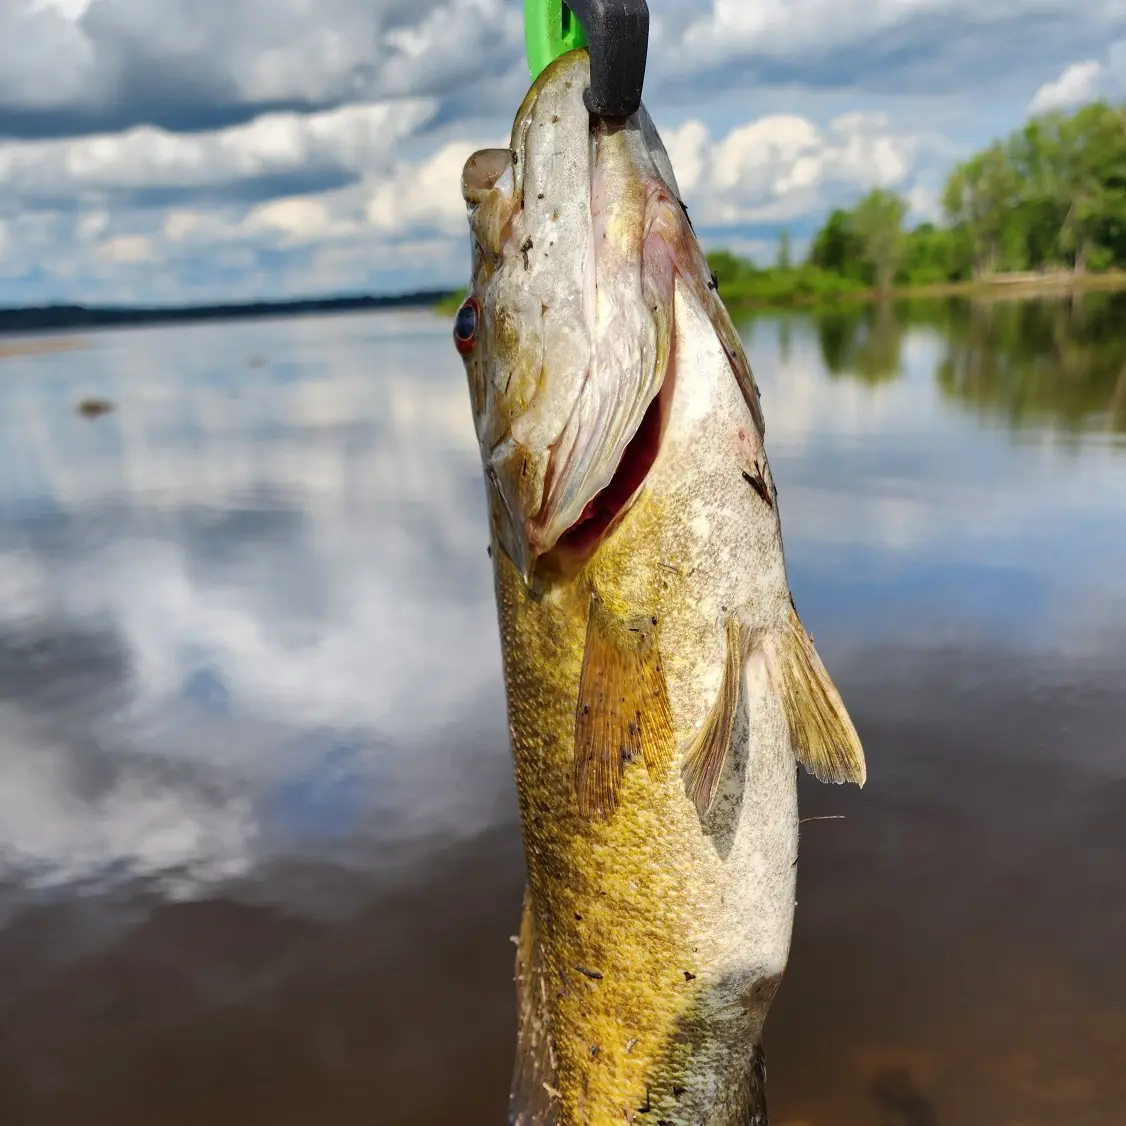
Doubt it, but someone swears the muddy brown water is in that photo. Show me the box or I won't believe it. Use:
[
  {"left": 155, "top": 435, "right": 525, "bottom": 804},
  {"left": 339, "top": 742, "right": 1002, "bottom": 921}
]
[{"left": 0, "top": 296, "right": 1123, "bottom": 1125}]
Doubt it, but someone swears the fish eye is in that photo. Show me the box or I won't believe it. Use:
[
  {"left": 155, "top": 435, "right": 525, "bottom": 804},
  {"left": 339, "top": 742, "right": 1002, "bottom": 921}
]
[{"left": 453, "top": 297, "right": 480, "bottom": 356}]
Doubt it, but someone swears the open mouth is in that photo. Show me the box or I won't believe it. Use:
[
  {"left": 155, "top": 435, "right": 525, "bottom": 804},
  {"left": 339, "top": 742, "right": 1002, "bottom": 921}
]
[{"left": 545, "top": 357, "right": 675, "bottom": 570}]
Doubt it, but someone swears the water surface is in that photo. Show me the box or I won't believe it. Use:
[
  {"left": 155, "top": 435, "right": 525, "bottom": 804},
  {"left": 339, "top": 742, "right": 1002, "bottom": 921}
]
[{"left": 0, "top": 294, "right": 1123, "bottom": 1125}]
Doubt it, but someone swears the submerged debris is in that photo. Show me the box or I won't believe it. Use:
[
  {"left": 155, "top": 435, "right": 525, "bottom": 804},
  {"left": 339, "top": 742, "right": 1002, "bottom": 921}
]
[{"left": 77, "top": 398, "right": 114, "bottom": 419}]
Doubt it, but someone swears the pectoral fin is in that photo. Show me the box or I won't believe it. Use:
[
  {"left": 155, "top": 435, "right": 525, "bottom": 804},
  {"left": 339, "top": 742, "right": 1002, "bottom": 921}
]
[
  {"left": 772, "top": 604, "right": 866, "bottom": 787},
  {"left": 574, "top": 595, "right": 675, "bottom": 820},
  {"left": 681, "top": 614, "right": 757, "bottom": 818}
]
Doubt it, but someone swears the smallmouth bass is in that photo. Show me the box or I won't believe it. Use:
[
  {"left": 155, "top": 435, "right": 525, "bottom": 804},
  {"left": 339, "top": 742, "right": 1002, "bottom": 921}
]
[{"left": 453, "top": 50, "right": 866, "bottom": 1126}]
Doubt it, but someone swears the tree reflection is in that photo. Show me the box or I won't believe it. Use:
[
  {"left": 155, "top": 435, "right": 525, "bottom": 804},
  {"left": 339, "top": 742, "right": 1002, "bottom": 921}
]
[
  {"left": 936, "top": 293, "right": 1126, "bottom": 434},
  {"left": 815, "top": 300, "right": 907, "bottom": 384}
]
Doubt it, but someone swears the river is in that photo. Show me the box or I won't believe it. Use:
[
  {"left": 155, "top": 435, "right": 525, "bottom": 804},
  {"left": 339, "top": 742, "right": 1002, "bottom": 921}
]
[{"left": 0, "top": 294, "right": 1123, "bottom": 1125}]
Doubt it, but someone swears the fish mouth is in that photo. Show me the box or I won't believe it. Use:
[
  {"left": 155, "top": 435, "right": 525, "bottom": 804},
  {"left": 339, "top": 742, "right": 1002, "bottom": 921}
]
[
  {"left": 479, "top": 50, "right": 690, "bottom": 588},
  {"left": 538, "top": 356, "right": 675, "bottom": 578}
]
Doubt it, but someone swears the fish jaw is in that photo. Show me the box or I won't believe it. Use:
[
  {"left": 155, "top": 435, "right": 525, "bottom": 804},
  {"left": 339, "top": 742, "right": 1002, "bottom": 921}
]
[{"left": 458, "top": 50, "right": 701, "bottom": 589}]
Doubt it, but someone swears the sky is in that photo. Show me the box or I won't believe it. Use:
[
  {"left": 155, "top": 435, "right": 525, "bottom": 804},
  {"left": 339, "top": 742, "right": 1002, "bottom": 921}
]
[{"left": 1, "top": 0, "right": 1125, "bottom": 306}]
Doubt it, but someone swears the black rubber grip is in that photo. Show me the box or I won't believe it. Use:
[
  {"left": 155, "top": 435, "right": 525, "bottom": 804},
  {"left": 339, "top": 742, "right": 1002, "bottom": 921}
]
[{"left": 565, "top": 0, "right": 650, "bottom": 118}]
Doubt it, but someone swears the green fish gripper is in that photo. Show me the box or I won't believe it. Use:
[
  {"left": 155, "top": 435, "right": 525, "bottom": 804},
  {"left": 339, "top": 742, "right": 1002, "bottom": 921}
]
[
  {"left": 524, "top": 0, "right": 589, "bottom": 82},
  {"left": 524, "top": 0, "right": 649, "bottom": 118}
]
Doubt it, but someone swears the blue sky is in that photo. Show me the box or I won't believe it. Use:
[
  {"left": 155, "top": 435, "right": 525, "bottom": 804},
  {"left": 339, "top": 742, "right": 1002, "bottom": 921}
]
[{"left": 1, "top": 0, "right": 1125, "bottom": 306}]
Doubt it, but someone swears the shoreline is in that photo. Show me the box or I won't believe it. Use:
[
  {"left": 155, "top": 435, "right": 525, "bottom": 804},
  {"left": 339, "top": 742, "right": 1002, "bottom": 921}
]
[
  {"left": 0, "top": 290, "right": 450, "bottom": 340},
  {"left": 433, "top": 271, "right": 1126, "bottom": 318},
  {"left": 2, "top": 272, "right": 1122, "bottom": 347},
  {"left": 746, "top": 270, "right": 1126, "bottom": 310}
]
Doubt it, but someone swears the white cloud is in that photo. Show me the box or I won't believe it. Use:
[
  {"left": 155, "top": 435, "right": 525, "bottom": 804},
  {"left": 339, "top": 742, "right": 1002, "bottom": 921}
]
[
  {"left": 96, "top": 232, "right": 152, "bottom": 261},
  {"left": 75, "top": 209, "right": 109, "bottom": 240},
  {"left": 905, "top": 184, "right": 942, "bottom": 223},
  {"left": 245, "top": 196, "right": 336, "bottom": 241},
  {"left": 0, "top": 100, "right": 950, "bottom": 303},
  {"left": 365, "top": 138, "right": 503, "bottom": 235},
  {"left": 0, "top": 0, "right": 1120, "bottom": 303},
  {"left": 664, "top": 111, "right": 934, "bottom": 226},
  {"left": 0, "top": 0, "right": 526, "bottom": 129},
  {"left": 0, "top": 99, "right": 436, "bottom": 208},
  {"left": 161, "top": 209, "right": 223, "bottom": 243},
  {"left": 1029, "top": 60, "right": 1104, "bottom": 113},
  {"left": 0, "top": 95, "right": 485, "bottom": 299}
]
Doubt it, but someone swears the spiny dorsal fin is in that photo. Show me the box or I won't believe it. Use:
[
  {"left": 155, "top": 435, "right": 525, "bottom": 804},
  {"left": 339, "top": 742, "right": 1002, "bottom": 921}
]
[
  {"left": 574, "top": 594, "right": 675, "bottom": 821},
  {"left": 773, "top": 604, "right": 866, "bottom": 787},
  {"left": 681, "top": 614, "right": 756, "bottom": 818}
]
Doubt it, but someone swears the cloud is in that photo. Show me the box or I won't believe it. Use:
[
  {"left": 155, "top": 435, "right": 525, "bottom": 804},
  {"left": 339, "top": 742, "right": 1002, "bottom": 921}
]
[
  {"left": 0, "top": 97, "right": 489, "bottom": 301},
  {"left": 664, "top": 111, "right": 949, "bottom": 229},
  {"left": 2, "top": 0, "right": 1123, "bottom": 144},
  {"left": 1026, "top": 40, "right": 1126, "bottom": 114},
  {"left": 364, "top": 137, "right": 504, "bottom": 235},
  {"left": 655, "top": 0, "right": 1126, "bottom": 103},
  {"left": 0, "top": 102, "right": 950, "bottom": 301},
  {"left": 0, "top": 0, "right": 1121, "bottom": 303},
  {"left": 1029, "top": 60, "right": 1104, "bottom": 113},
  {"left": 0, "top": 0, "right": 527, "bottom": 138},
  {"left": 0, "top": 99, "right": 436, "bottom": 210}
]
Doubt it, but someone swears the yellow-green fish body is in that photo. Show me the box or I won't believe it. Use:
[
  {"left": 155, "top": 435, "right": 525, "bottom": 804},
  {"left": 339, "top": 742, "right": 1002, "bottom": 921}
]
[{"left": 455, "top": 51, "right": 865, "bottom": 1126}]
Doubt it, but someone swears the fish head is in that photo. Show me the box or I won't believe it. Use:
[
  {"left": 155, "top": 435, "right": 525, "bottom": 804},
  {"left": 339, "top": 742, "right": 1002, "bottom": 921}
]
[{"left": 454, "top": 49, "right": 760, "bottom": 589}]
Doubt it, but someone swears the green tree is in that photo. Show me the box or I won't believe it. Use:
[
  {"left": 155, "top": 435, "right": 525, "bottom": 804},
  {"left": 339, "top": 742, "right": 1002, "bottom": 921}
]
[
  {"left": 850, "top": 189, "right": 909, "bottom": 293},
  {"left": 808, "top": 209, "right": 867, "bottom": 281},
  {"left": 899, "top": 222, "right": 972, "bottom": 284},
  {"left": 707, "top": 250, "right": 756, "bottom": 290},
  {"left": 776, "top": 229, "right": 792, "bottom": 270},
  {"left": 943, "top": 143, "right": 1021, "bottom": 277},
  {"left": 1057, "top": 103, "right": 1126, "bottom": 271}
]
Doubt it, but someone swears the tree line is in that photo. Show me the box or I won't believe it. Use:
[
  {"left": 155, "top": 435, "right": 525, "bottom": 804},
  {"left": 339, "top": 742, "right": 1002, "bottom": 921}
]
[{"left": 709, "top": 100, "right": 1126, "bottom": 303}]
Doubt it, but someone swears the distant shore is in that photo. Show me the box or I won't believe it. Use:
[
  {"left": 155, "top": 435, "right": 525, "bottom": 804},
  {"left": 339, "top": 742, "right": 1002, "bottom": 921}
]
[
  {"left": 433, "top": 269, "right": 1126, "bottom": 318},
  {"left": 0, "top": 290, "right": 450, "bottom": 338},
  {"left": 751, "top": 269, "right": 1126, "bottom": 310},
  {"left": 3, "top": 270, "right": 1122, "bottom": 345}
]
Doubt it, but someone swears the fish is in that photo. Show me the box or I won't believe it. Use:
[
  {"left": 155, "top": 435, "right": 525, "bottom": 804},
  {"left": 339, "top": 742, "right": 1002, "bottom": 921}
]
[{"left": 453, "top": 49, "right": 866, "bottom": 1126}]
